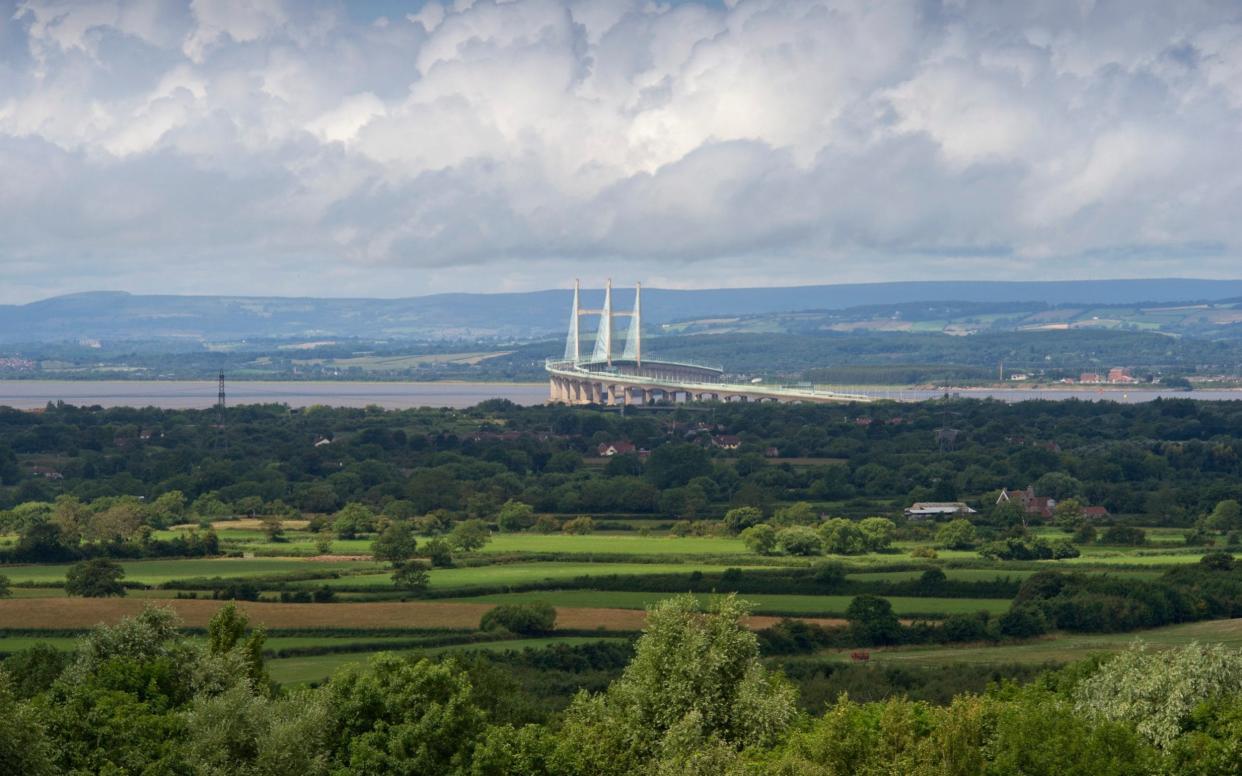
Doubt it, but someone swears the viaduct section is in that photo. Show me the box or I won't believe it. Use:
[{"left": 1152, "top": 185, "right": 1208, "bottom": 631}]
[{"left": 546, "top": 280, "right": 871, "bottom": 406}]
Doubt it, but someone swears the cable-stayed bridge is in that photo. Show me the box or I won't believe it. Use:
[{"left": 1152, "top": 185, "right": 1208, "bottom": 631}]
[{"left": 546, "top": 280, "right": 872, "bottom": 405}]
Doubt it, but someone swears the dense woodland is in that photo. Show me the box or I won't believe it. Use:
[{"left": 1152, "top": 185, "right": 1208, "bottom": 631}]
[{"left": 3, "top": 398, "right": 1242, "bottom": 521}]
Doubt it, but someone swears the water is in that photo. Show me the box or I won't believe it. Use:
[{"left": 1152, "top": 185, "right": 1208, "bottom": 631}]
[
  {"left": 0, "top": 380, "right": 1237, "bottom": 410},
  {"left": 0, "top": 380, "right": 550, "bottom": 410}
]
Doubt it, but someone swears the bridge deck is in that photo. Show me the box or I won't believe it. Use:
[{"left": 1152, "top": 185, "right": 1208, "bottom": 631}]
[{"left": 546, "top": 359, "right": 871, "bottom": 403}]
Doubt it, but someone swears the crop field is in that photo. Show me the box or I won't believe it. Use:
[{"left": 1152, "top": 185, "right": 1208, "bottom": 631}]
[{"left": 3, "top": 516, "right": 1235, "bottom": 687}]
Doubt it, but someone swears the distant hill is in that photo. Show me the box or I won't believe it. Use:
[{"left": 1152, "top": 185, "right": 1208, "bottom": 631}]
[{"left": 3, "top": 279, "right": 1242, "bottom": 342}]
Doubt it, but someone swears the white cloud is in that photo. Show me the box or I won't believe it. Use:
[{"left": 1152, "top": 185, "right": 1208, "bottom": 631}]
[{"left": 1, "top": 0, "right": 1241, "bottom": 303}]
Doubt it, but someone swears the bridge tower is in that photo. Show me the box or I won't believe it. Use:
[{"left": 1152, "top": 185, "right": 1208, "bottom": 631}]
[{"left": 566, "top": 279, "right": 641, "bottom": 366}]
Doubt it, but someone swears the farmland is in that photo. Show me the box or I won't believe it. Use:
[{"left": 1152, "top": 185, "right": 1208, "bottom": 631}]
[{"left": 4, "top": 396, "right": 1242, "bottom": 716}]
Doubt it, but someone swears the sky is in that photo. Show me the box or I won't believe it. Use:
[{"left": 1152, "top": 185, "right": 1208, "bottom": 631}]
[{"left": 1, "top": 0, "right": 1241, "bottom": 304}]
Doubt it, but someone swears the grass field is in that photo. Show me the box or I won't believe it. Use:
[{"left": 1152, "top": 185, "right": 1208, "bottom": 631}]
[
  {"left": 294, "top": 561, "right": 771, "bottom": 591},
  {"left": 475, "top": 533, "right": 750, "bottom": 555},
  {"left": 0, "top": 557, "right": 384, "bottom": 585},
  {"left": 450, "top": 590, "right": 1012, "bottom": 617}
]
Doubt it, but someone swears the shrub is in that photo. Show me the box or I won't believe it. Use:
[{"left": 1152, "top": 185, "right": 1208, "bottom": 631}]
[
  {"left": 1101, "top": 525, "right": 1147, "bottom": 546},
  {"left": 562, "top": 516, "right": 596, "bottom": 535},
  {"left": 818, "top": 518, "right": 867, "bottom": 555},
  {"left": 740, "top": 524, "right": 777, "bottom": 555},
  {"left": 936, "top": 519, "right": 977, "bottom": 550},
  {"left": 722, "top": 507, "right": 764, "bottom": 534},
  {"left": 998, "top": 606, "right": 1048, "bottom": 638},
  {"left": 497, "top": 500, "right": 536, "bottom": 532},
  {"left": 941, "top": 612, "right": 993, "bottom": 642},
  {"left": 776, "top": 526, "right": 823, "bottom": 556},
  {"left": 480, "top": 602, "right": 557, "bottom": 635}
]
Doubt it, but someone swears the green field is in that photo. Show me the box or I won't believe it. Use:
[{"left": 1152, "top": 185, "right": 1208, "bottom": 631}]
[
  {"left": 0, "top": 557, "right": 384, "bottom": 585},
  {"left": 449, "top": 590, "right": 1012, "bottom": 617},
  {"left": 290, "top": 561, "right": 770, "bottom": 591}
]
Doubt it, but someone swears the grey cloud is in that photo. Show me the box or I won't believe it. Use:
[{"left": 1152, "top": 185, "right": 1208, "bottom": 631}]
[{"left": 1, "top": 0, "right": 1241, "bottom": 303}]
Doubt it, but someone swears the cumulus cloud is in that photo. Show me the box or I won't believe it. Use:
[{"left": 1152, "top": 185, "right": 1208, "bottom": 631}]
[{"left": 1, "top": 0, "right": 1241, "bottom": 302}]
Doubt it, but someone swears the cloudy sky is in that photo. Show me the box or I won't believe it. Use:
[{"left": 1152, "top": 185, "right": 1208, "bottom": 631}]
[{"left": 1, "top": 0, "right": 1241, "bottom": 303}]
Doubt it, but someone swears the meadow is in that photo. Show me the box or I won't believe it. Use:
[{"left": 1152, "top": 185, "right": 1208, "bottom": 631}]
[{"left": 3, "top": 520, "right": 1230, "bottom": 687}]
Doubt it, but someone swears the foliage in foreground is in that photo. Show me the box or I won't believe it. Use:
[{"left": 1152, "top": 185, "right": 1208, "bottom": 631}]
[{"left": 3, "top": 597, "right": 1242, "bottom": 774}]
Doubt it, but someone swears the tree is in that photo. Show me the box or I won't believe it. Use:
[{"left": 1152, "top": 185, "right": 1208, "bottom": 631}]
[
  {"left": 1053, "top": 498, "right": 1085, "bottom": 528},
  {"left": 391, "top": 561, "right": 430, "bottom": 593},
  {"left": 740, "top": 524, "right": 777, "bottom": 556},
  {"left": 722, "top": 507, "right": 763, "bottom": 534},
  {"left": 50, "top": 495, "right": 90, "bottom": 544},
  {"left": 819, "top": 518, "right": 868, "bottom": 555},
  {"left": 845, "top": 595, "right": 902, "bottom": 645},
  {"left": 261, "top": 515, "right": 286, "bottom": 542},
  {"left": 371, "top": 521, "right": 418, "bottom": 563},
  {"left": 333, "top": 503, "right": 375, "bottom": 540},
  {"left": 936, "top": 518, "right": 978, "bottom": 550},
  {"left": 420, "top": 538, "right": 455, "bottom": 567},
  {"left": 858, "top": 517, "right": 896, "bottom": 551},
  {"left": 1101, "top": 525, "right": 1147, "bottom": 546},
  {"left": 0, "top": 575, "right": 9, "bottom": 599},
  {"left": 85, "top": 499, "right": 145, "bottom": 543},
  {"left": 326, "top": 654, "right": 485, "bottom": 775},
  {"left": 1074, "top": 642, "right": 1242, "bottom": 749},
  {"left": 776, "top": 526, "right": 823, "bottom": 556},
  {"left": 555, "top": 595, "right": 797, "bottom": 775},
  {"left": 645, "top": 444, "right": 712, "bottom": 489},
  {"left": 13, "top": 521, "right": 75, "bottom": 562},
  {"left": 1206, "top": 499, "right": 1242, "bottom": 531},
  {"left": 207, "top": 603, "right": 268, "bottom": 691},
  {"left": 0, "top": 671, "right": 57, "bottom": 776},
  {"left": 1033, "top": 472, "right": 1082, "bottom": 500},
  {"left": 480, "top": 602, "right": 557, "bottom": 635},
  {"left": 998, "top": 605, "right": 1048, "bottom": 638},
  {"left": 450, "top": 519, "right": 491, "bottom": 551},
  {"left": 65, "top": 558, "right": 126, "bottom": 597},
  {"left": 562, "top": 516, "right": 595, "bottom": 535},
  {"left": 533, "top": 515, "right": 561, "bottom": 533},
  {"left": 771, "top": 502, "right": 817, "bottom": 527},
  {"left": 497, "top": 500, "right": 536, "bottom": 532}
]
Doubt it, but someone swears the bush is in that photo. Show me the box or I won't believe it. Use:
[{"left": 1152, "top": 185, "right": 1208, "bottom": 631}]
[
  {"left": 740, "top": 524, "right": 777, "bottom": 555},
  {"left": 818, "top": 518, "right": 867, "bottom": 555},
  {"left": 1101, "top": 525, "right": 1147, "bottom": 546},
  {"left": 936, "top": 519, "right": 977, "bottom": 550},
  {"left": 480, "top": 602, "right": 557, "bottom": 635},
  {"left": 998, "top": 605, "right": 1048, "bottom": 638},
  {"left": 941, "top": 612, "right": 994, "bottom": 642},
  {"left": 776, "top": 526, "right": 824, "bottom": 556},
  {"left": 562, "top": 516, "right": 595, "bottom": 535},
  {"left": 497, "top": 500, "right": 536, "bottom": 532}
]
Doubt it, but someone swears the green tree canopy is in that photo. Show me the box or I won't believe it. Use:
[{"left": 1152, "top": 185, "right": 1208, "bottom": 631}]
[{"left": 65, "top": 558, "right": 126, "bottom": 598}]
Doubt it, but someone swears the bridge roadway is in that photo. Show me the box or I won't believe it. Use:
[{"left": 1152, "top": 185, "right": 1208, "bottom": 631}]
[{"left": 546, "top": 359, "right": 872, "bottom": 405}]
